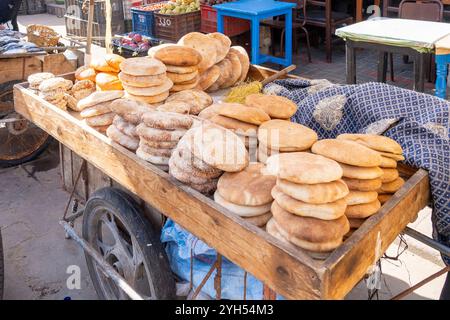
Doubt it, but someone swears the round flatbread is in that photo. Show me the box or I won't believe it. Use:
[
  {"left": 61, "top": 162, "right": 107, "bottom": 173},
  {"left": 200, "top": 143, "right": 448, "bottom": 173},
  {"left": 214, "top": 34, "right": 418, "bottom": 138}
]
[
  {"left": 118, "top": 72, "right": 167, "bottom": 88},
  {"left": 120, "top": 57, "right": 167, "bottom": 76},
  {"left": 380, "top": 156, "right": 398, "bottom": 168},
  {"left": 140, "top": 138, "right": 178, "bottom": 149},
  {"left": 272, "top": 186, "right": 347, "bottom": 220},
  {"left": 122, "top": 78, "right": 173, "bottom": 96},
  {"left": 85, "top": 112, "right": 115, "bottom": 126},
  {"left": 277, "top": 178, "right": 349, "bottom": 204},
  {"left": 170, "top": 77, "right": 200, "bottom": 92},
  {"left": 113, "top": 115, "right": 137, "bottom": 137},
  {"left": 377, "top": 151, "right": 405, "bottom": 161},
  {"left": 209, "top": 114, "right": 258, "bottom": 135},
  {"left": 344, "top": 190, "right": 378, "bottom": 206},
  {"left": 378, "top": 177, "right": 405, "bottom": 193},
  {"left": 136, "top": 147, "right": 170, "bottom": 165},
  {"left": 378, "top": 194, "right": 392, "bottom": 204},
  {"left": 142, "top": 111, "right": 193, "bottom": 130},
  {"left": 230, "top": 46, "right": 250, "bottom": 84},
  {"left": 157, "top": 101, "right": 192, "bottom": 114},
  {"left": 242, "top": 212, "right": 272, "bottom": 227},
  {"left": 109, "top": 98, "right": 154, "bottom": 124},
  {"left": 217, "top": 103, "right": 270, "bottom": 125},
  {"left": 106, "top": 124, "right": 139, "bottom": 150},
  {"left": 169, "top": 157, "right": 213, "bottom": 185},
  {"left": 139, "top": 141, "right": 173, "bottom": 157},
  {"left": 136, "top": 123, "right": 186, "bottom": 142},
  {"left": 170, "top": 144, "right": 222, "bottom": 179},
  {"left": 264, "top": 152, "right": 343, "bottom": 184},
  {"left": 312, "top": 139, "right": 382, "bottom": 167},
  {"left": 258, "top": 120, "right": 318, "bottom": 151},
  {"left": 188, "top": 179, "right": 218, "bottom": 195},
  {"left": 339, "top": 163, "right": 383, "bottom": 180},
  {"left": 153, "top": 45, "right": 202, "bottom": 66},
  {"left": 212, "top": 58, "right": 232, "bottom": 89},
  {"left": 208, "top": 32, "right": 231, "bottom": 63},
  {"left": 381, "top": 168, "right": 399, "bottom": 183},
  {"left": 217, "top": 163, "right": 276, "bottom": 206},
  {"left": 220, "top": 51, "right": 241, "bottom": 88},
  {"left": 337, "top": 133, "right": 403, "bottom": 155},
  {"left": 166, "top": 64, "right": 198, "bottom": 74},
  {"left": 342, "top": 177, "right": 382, "bottom": 192},
  {"left": 214, "top": 191, "right": 272, "bottom": 217},
  {"left": 166, "top": 89, "right": 213, "bottom": 115},
  {"left": 198, "top": 66, "right": 221, "bottom": 91},
  {"left": 246, "top": 93, "right": 297, "bottom": 119},
  {"left": 166, "top": 70, "right": 198, "bottom": 84},
  {"left": 79, "top": 101, "right": 112, "bottom": 118},
  {"left": 124, "top": 91, "right": 169, "bottom": 105},
  {"left": 178, "top": 32, "right": 218, "bottom": 72},
  {"left": 345, "top": 200, "right": 381, "bottom": 219}
]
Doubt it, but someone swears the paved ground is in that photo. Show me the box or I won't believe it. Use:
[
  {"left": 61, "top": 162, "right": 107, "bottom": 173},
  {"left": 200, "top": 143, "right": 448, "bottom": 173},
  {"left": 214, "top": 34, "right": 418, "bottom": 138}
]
[{"left": 0, "top": 14, "right": 447, "bottom": 300}]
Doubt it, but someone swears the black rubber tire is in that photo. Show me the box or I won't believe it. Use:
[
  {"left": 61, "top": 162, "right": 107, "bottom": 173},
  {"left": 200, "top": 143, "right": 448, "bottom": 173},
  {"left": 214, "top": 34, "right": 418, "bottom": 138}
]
[
  {"left": 82, "top": 187, "right": 175, "bottom": 300},
  {"left": 0, "top": 80, "right": 51, "bottom": 167},
  {"left": 0, "top": 228, "right": 4, "bottom": 300}
]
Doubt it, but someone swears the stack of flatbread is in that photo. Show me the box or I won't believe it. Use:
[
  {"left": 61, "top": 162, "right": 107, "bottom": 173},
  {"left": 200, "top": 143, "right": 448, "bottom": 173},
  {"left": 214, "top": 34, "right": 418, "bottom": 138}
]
[
  {"left": 264, "top": 152, "right": 350, "bottom": 257},
  {"left": 169, "top": 123, "right": 248, "bottom": 194},
  {"left": 107, "top": 98, "right": 155, "bottom": 151},
  {"left": 149, "top": 45, "right": 202, "bottom": 93},
  {"left": 312, "top": 139, "right": 384, "bottom": 230},
  {"left": 136, "top": 111, "right": 193, "bottom": 171},
  {"left": 77, "top": 91, "right": 124, "bottom": 132},
  {"left": 337, "top": 134, "right": 405, "bottom": 206},
  {"left": 162, "top": 89, "right": 213, "bottom": 115},
  {"left": 119, "top": 57, "right": 173, "bottom": 105},
  {"left": 257, "top": 120, "right": 318, "bottom": 164},
  {"left": 38, "top": 77, "right": 73, "bottom": 110},
  {"left": 214, "top": 163, "right": 276, "bottom": 228},
  {"left": 28, "top": 72, "right": 54, "bottom": 94},
  {"left": 245, "top": 94, "right": 298, "bottom": 120},
  {"left": 177, "top": 32, "right": 249, "bottom": 92},
  {"left": 66, "top": 80, "right": 96, "bottom": 111}
]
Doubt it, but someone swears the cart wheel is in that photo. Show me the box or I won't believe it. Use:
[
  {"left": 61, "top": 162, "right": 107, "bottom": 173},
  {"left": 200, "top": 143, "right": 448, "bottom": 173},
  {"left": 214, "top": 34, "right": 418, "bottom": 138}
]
[
  {"left": 0, "top": 228, "right": 4, "bottom": 300},
  {"left": 82, "top": 187, "right": 175, "bottom": 300},
  {"left": 0, "top": 80, "right": 51, "bottom": 167}
]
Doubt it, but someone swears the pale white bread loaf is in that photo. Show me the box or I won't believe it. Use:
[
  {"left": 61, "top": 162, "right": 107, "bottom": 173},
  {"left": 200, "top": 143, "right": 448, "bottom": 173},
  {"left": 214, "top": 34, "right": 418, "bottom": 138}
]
[
  {"left": 136, "top": 147, "right": 170, "bottom": 165},
  {"left": 258, "top": 120, "right": 318, "bottom": 151},
  {"left": 380, "top": 156, "right": 398, "bottom": 168},
  {"left": 342, "top": 177, "right": 382, "bottom": 192},
  {"left": 339, "top": 163, "right": 383, "bottom": 179},
  {"left": 337, "top": 133, "right": 403, "bottom": 155},
  {"left": 243, "top": 211, "right": 272, "bottom": 227},
  {"left": 345, "top": 199, "right": 381, "bottom": 218},
  {"left": 85, "top": 112, "right": 115, "bottom": 126},
  {"left": 79, "top": 101, "right": 112, "bottom": 118},
  {"left": 136, "top": 123, "right": 186, "bottom": 142},
  {"left": 77, "top": 90, "right": 124, "bottom": 110},
  {"left": 165, "top": 89, "right": 213, "bottom": 115},
  {"left": 267, "top": 218, "right": 344, "bottom": 253},
  {"left": 191, "top": 123, "right": 249, "bottom": 172},
  {"left": 178, "top": 32, "right": 218, "bottom": 72},
  {"left": 156, "top": 101, "right": 192, "bottom": 114},
  {"left": 246, "top": 94, "right": 297, "bottom": 120},
  {"left": 124, "top": 91, "right": 169, "bottom": 105},
  {"left": 229, "top": 46, "right": 249, "bottom": 83},
  {"left": 217, "top": 103, "right": 270, "bottom": 125},
  {"left": 220, "top": 51, "right": 241, "bottom": 88},
  {"left": 139, "top": 140, "right": 173, "bottom": 157},
  {"left": 119, "top": 57, "right": 167, "bottom": 76},
  {"left": 378, "top": 177, "right": 405, "bottom": 193},
  {"left": 169, "top": 157, "right": 214, "bottom": 185},
  {"left": 214, "top": 191, "right": 272, "bottom": 217},
  {"left": 312, "top": 139, "right": 382, "bottom": 167},
  {"left": 142, "top": 111, "right": 193, "bottom": 130},
  {"left": 170, "top": 144, "right": 223, "bottom": 179},
  {"left": 109, "top": 98, "right": 154, "bottom": 124},
  {"left": 344, "top": 190, "right": 378, "bottom": 206},
  {"left": 264, "top": 152, "right": 343, "bottom": 184},
  {"left": 118, "top": 72, "right": 167, "bottom": 88},
  {"left": 380, "top": 168, "right": 399, "bottom": 183},
  {"left": 217, "top": 163, "right": 276, "bottom": 206},
  {"left": 122, "top": 78, "right": 173, "bottom": 96},
  {"left": 113, "top": 115, "right": 137, "bottom": 137},
  {"left": 276, "top": 178, "right": 349, "bottom": 204},
  {"left": 271, "top": 186, "right": 347, "bottom": 220},
  {"left": 106, "top": 125, "right": 139, "bottom": 151},
  {"left": 207, "top": 32, "right": 231, "bottom": 63},
  {"left": 271, "top": 201, "right": 349, "bottom": 245}
]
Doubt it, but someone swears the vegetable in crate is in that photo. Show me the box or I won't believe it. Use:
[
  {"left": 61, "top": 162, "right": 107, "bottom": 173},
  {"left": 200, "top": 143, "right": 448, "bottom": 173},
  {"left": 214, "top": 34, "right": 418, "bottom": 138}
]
[{"left": 159, "top": 0, "right": 200, "bottom": 14}]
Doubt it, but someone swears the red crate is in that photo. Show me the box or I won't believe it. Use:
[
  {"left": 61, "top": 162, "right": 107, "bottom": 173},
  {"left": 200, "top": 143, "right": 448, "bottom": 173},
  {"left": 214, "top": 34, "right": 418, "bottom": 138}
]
[{"left": 200, "top": 4, "right": 250, "bottom": 37}]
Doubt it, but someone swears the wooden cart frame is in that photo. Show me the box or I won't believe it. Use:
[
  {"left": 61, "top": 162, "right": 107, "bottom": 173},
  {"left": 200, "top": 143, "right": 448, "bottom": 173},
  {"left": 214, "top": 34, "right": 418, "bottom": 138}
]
[{"left": 13, "top": 66, "right": 430, "bottom": 300}]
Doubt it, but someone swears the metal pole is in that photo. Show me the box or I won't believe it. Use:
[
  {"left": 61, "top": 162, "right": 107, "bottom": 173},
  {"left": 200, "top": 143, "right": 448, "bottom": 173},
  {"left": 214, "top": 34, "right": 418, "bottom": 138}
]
[
  {"left": 403, "top": 226, "right": 450, "bottom": 258},
  {"left": 60, "top": 220, "right": 144, "bottom": 300}
]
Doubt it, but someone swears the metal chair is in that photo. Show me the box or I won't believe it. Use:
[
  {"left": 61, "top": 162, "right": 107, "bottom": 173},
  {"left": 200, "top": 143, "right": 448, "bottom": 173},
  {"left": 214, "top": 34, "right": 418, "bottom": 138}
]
[{"left": 261, "top": 0, "right": 312, "bottom": 63}]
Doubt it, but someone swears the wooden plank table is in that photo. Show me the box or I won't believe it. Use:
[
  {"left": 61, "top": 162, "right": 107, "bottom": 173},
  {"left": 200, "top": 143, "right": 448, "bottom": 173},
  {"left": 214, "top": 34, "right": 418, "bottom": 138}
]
[{"left": 12, "top": 67, "right": 430, "bottom": 299}]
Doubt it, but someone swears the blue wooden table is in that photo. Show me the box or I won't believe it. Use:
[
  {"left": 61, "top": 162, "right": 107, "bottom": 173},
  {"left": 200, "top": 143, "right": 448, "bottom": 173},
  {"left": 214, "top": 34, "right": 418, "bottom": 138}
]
[
  {"left": 435, "top": 35, "right": 450, "bottom": 99},
  {"left": 213, "top": 0, "right": 296, "bottom": 67}
]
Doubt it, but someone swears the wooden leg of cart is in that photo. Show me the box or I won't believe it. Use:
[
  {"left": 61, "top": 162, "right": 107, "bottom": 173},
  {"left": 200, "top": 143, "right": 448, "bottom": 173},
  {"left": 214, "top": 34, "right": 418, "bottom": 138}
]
[{"left": 263, "top": 285, "right": 277, "bottom": 300}]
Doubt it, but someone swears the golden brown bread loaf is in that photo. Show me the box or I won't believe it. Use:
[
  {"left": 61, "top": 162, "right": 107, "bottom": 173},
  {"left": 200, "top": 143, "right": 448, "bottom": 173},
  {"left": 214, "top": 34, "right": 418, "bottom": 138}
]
[
  {"left": 337, "top": 133, "right": 403, "bottom": 155},
  {"left": 95, "top": 72, "right": 123, "bottom": 91},
  {"left": 153, "top": 45, "right": 202, "bottom": 66},
  {"left": 345, "top": 199, "right": 381, "bottom": 218},
  {"left": 245, "top": 94, "right": 298, "bottom": 119},
  {"left": 216, "top": 103, "right": 270, "bottom": 125}
]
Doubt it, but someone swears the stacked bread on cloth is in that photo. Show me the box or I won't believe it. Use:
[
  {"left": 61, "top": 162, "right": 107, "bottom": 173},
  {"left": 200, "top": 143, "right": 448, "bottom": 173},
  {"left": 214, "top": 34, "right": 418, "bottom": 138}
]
[
  {"left": 177, "top": 32, "right": 249, "bottom": 92},
  {"left": 136, "top": 111, "right": 194, "bottom": 171},
  {"left": 149, "top": 45, "right": 202, "bottom": 92},
  {"left": 215, "top": 163, "right": 276, "bottom": 228},
  {"left": 169, "top": 123, "right": 248, "bottom": 194},
  {"left": 337, "top": 134, "right": 405, "bottom": 206},
  {"left": 311, "top": 139, "right": 384, "bottom": 229},
  {"left": 76, "top": 91, "right": 124, "bottom": 132},
  {"left": 264, "top": 152, "right": 350, "bottom": 256},
  {"left": 107, "top": 98, "right": 155, "bottom": 151},
  {"left": 119, "top": 57, "right": 173, "bottom": 105}
]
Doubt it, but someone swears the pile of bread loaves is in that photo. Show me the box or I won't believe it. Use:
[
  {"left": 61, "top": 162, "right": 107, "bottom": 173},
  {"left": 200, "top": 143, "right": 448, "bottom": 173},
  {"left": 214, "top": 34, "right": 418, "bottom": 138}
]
[
  {"left": 88, "top": 53, "right": 125, "bottom": 91},
  {"left": 28, "top": 73, "right": 73, "bottom": 110}
]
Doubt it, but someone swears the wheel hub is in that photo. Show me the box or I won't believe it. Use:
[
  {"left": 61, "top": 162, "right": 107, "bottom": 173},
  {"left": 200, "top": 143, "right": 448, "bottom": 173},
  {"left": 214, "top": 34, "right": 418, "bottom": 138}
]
[{"left": 5, "top": 114, "right": 29, "bottom": 135}]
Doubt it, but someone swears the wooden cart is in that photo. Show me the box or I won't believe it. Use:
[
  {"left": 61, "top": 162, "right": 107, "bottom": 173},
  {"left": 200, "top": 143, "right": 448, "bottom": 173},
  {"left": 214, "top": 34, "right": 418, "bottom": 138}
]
[{"left": 12, "top": 66, "right": 430, "bottom": 300}]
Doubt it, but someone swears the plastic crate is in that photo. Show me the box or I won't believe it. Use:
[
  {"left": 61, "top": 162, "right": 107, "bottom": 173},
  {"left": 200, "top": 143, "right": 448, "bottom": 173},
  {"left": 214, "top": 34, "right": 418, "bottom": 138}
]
[
  {"left": 154, "top": 10, "right": 201, "bottom": 42},
  {"left": 26, "top": 0, "right": 46, "bottom": 14},
  {"left": 200, "top": 4, "right": 249, "bottom": 37},
  {"left": 131, "top": 4, "right": 165, "bottom": 37}
]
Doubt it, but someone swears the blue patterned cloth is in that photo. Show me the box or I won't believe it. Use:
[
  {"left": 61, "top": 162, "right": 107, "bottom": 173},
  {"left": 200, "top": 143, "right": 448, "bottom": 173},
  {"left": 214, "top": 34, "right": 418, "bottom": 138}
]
[{"left": 264, "top": 79, "right": 450, "bottom": 264}]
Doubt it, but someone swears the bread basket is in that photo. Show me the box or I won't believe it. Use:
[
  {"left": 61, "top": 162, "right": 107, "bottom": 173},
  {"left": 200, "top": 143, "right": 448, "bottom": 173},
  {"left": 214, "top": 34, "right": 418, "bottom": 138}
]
[{"left": 26, "top": 24, "right": 60, "bottom": 47}]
